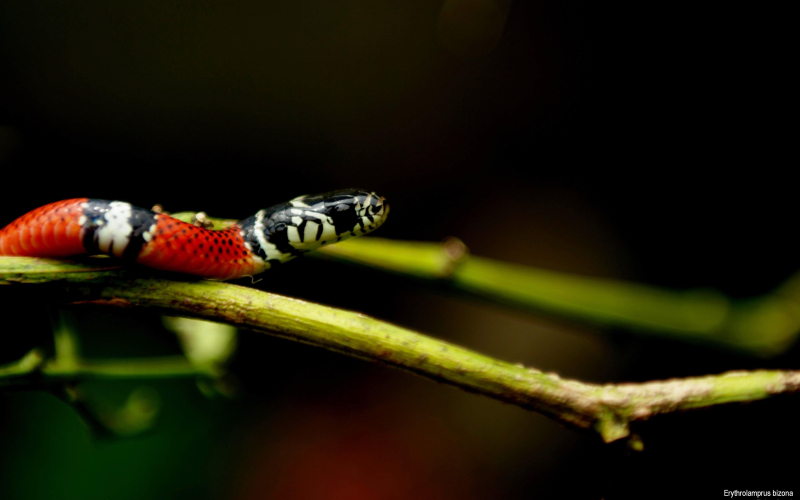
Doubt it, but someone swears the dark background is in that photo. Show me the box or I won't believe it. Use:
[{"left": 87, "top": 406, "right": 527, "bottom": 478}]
[{"left": 0, "top": 0, "right": 796, "bottom": 498}]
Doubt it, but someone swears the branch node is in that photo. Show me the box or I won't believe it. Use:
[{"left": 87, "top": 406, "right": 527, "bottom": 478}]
[{"left": 594, "top": 407, "right": 631, "bottom": 443}]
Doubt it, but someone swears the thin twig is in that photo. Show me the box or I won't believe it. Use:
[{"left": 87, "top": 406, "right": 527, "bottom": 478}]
[{"left": 0, "top": 349, "right": 218, "bottom": 389}]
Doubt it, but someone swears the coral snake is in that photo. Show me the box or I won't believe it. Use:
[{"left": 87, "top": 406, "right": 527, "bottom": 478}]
[{"left": 0, "top": 189, "right": 389, "bottom": 280}]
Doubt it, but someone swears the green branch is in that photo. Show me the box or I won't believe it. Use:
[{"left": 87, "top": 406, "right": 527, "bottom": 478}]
[
  {"left": 312, "top": 238, "right": 800, "bottom": 356},
  {"left": 2, "top": 256, "right": 800, "bottom": 443}
]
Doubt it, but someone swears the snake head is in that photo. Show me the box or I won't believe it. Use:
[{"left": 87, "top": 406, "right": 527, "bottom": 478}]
[
  {"left": 239, "top": 189, "right": 390, "bottom": 265},
  {"left": 287, "top": 189, "right": 389, "bottom": 246}
]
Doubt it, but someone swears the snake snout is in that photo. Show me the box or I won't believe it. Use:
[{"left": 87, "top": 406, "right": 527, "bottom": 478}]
[
  {"left": 370, "top": 194, "right": 388, "bottom": 216},
  {"left": 365, "top": 193, "right": 389, "bottom": 230}
]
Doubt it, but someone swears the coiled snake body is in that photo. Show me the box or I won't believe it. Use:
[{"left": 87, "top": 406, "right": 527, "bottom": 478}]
[{"left": 0, "top": 189, "right": 389, "bottom": 280}]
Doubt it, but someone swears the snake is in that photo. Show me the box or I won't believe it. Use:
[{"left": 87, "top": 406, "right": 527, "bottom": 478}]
[{"left": 0, "top": 189, "right": 389, "bottom": 280}]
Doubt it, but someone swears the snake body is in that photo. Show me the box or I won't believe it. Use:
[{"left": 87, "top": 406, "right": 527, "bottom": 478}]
[{"left": 0, "top": 189, "right": 389, "bottom": 279}]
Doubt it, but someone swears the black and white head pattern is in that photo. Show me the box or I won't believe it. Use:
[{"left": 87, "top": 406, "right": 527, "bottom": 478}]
[{"left": 238, "top": 189, "right": 389, "bottom": 267}]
